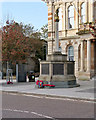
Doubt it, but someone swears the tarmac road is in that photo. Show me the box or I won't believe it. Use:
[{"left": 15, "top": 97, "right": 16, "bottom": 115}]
[{"left": 2, "top": 92, "right": 95, "bottom": 119}]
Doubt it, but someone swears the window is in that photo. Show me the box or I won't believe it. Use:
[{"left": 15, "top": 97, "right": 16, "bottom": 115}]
[
  {"left": 59, "top": 7, "right": 62, "bottom": 31},
  {"left": 68, "top": 46, "right": 74, "bottom": 61},
  {"left": 68, "top": 5, "right": 74, "bottom": 29},
  {"left": 94, "top": 2, "right": 96, "bottom": 20},
  {"left": 81, "top": 2, "right": 86, "bottom": 23}
]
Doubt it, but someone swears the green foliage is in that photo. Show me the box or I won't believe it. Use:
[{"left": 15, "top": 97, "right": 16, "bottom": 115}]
[{"left": 40, "top": 24, "right": 48, "bottom": 40}]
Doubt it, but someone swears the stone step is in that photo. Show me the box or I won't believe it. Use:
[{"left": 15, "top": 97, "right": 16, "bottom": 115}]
[{"left": 91, "top": 76, "right": 96, "bottom": 80}]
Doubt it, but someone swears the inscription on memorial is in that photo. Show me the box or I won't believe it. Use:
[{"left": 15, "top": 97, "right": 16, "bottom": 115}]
[
  {"left": 53, "top": 64, "right": 64, "bottom": 75},
  {"left": 41, "top": 64, "right": 49, "bottom": 75},
  {"left": 67, "top": 63, "right": 74, "bottom": 75}
]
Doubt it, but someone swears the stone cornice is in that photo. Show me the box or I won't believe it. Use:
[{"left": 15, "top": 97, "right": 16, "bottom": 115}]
[
  {"left": 47, "top": 35, "right": 80, "bottom": 41},
  {"left": 59, "top": 36, "right": 80, "bottom": 40},
  {"left": 42, "top": 0, "right": 75, "bottom": 3}
]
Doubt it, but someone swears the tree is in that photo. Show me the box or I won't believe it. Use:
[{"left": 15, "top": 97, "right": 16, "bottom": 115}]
[
  {"left": 40, "top": 24, "right": 48, "bottom": 40},
  {"left": 40, "top": 24, "right": 48, "bottom": 60},
  {"left": 2, "top": 20, "right": 43, "bottom": 64},
  {"left": 21, "top": 23, "right": 34, "bottom": 37}
]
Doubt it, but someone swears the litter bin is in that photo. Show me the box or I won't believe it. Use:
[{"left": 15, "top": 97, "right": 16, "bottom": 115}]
[{"left": 28, "top": 71, "right": 35, "bottom": 82}]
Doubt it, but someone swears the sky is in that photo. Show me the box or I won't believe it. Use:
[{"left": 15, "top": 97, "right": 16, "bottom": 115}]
[{"left": 1, "top": 1, "right": 48, "bottom": 30}]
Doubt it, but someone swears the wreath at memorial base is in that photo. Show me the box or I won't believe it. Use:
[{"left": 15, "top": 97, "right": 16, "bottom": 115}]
[{"left": 38, "top": 81, "right": 44, "bottom": 88}]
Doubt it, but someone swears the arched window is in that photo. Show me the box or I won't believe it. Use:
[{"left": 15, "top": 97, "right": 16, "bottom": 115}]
[
  {"left": 68, "top": 5, "right": 74, "bottom": 29},
  {"left": 68, "top": 46, "right": 74, "bottom": 61},
  {"left": 81, "top": 2, "right": 86, "bottom": 23},
  {"left": 59, "top": 7, "right": 62, "bottom": 31}
]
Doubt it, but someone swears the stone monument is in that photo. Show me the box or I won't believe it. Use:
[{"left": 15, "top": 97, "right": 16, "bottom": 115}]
[{"left": 39, "top": 8, "right": 79, "bottom": 88}]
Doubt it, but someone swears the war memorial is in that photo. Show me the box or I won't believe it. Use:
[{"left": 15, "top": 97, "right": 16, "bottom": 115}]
[
  {"left": 39, "top": 8, "right": 79, "bottom": 88},
  {"left": 40, "top": 0, "right": 96, "bottom": 81}
]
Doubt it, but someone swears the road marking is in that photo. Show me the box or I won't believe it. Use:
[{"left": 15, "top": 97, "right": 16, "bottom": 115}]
[
  {"left": 31, "top": 112, "right": 43, "bottom": 116},
  {"left": 5, "top": 92, "right": 43, "bottom": 99},
  {"left": 3, "top": 92, "right": 95, "bottom": 103},
  {"left": 23, "top": 110, "right": 29, "bottom": 113},
  {"left": 31, "top": 111, "right": 57, "bottom": 120},
  {"left": 3, "top": 109, "right": 24, "bottom": 113},
  {"left": 22, "top": 94, "right": 43, "bottom": 98},
  {"left": 13, "top": 109, "right": 24, "bottom": 113},
  {"left": 3, "top": 108, "right": 57, "bottom": 120},
  {"left": 21, "top": 94, "right": 95, "bottom": 104},
  {"left": 45, "top": 96, "right": 96, "bottom": 103}
]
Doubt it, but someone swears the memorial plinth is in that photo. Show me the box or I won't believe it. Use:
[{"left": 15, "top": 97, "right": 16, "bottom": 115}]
[{"left": 39, "top": 51, "right": 79, "bottom": 88}]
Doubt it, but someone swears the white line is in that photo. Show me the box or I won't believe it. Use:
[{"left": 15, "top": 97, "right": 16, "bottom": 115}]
[
  {"left": 45, "top": 96, "right": 95, "bottom": 103},
  {"left": 31, "top": 112, "right": 43, "bottom": 116},
  {"left": 4, "top": 92, "right": 95, "bottom": 103},
  {"left": 22, "top": 94, "right": 43, "bottom": 98},
  {"left": 42, "top": 115, "right": 56, "bottom": 120},
  {"left": 4, "top": 93, "right": 18, "bottom": 96},
  {"left": 13, "top": 109, "right": 24, "bottom": 113},
  {"left": 23, "top": 110, "right": 29, "bottom": 113},
  {"left": 3, "top": 108, "right": 57, "bottom": 120},
  {"left": 31, "top": 111, "right": 56, "bottom": 119},
  {"left": 6, "top": 92, "right": 43, "bottom": 98},
  {"left": 3, "top": 109, "right": 23, "bottom": 113},
  {"left": 3, "top": 109, "right": 13, "bottom": 111}
]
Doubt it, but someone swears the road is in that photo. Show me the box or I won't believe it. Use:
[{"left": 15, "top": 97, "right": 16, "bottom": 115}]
[{"left": 1, "top": 92, "right": 95, "bottom": 119}]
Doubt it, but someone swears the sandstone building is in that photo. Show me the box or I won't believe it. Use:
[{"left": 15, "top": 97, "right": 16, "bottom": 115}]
[
  {"left": 0, "top": 30, "right": 2, "bottom": 73},
  {"left": 43, "top": 0, "right": 96, "bottom": 80}
]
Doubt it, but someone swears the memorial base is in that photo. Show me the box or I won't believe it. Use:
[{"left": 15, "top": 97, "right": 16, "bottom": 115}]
[{"left": 39, "top": 52, "right": 79, "bottom": 88}]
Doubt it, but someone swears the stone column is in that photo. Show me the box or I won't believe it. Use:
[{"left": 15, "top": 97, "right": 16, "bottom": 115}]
[
  {"left": 80, "top": 40, "right": 84, "bottom": 71},
  {"left": 16, "top": 64, "right": 18, "bottom": 82},
  {"left": 87, "top": 39, "right": 91, "bottom": 72},
  {"left": 55, "top": 22, "right": 59, "bottom": 52},
  {"left": 40, "top": 63, "right": 42, "bottom": 75},
  {"left": 91, "top": 0, "right": 94, "bottom": 22},
  {"left": 64, "top": 63, "right": 67, "bottom": 75},
  {"left": 86, "top": 0, "right": 88, "bottom": 22},
  {"left": 49, "top": 63, "right": 53, "bottom": 82}
]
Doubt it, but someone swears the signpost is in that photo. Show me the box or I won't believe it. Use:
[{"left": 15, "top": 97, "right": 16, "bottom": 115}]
[{"left": 6, "top": 69, "right": 13, "bottom": 84}]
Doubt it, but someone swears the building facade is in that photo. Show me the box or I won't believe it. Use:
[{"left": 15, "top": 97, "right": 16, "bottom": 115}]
[
  {"left": 0, "top": 30, "right": 2, "bottom": 71},
  {"left": 0, "top": 30, "right": 2, "bottom": 79},
  {"left": 44, "top": 0, "right": 96, "bottom": 80}
]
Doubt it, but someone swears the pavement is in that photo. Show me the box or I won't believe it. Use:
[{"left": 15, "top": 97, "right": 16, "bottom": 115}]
[{"left": 0, "top": 78, "right": 96, "bottom": 102}]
